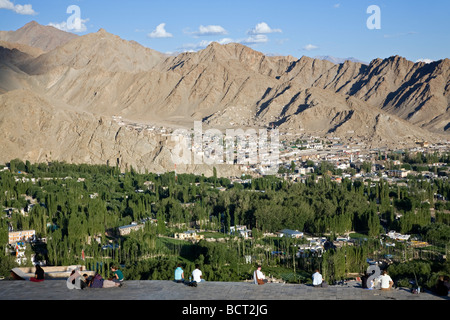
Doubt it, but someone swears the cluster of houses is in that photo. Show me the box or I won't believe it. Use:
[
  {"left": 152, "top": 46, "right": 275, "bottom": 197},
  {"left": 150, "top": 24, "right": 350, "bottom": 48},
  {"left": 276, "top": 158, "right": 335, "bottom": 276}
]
[
  {"left": 116, "top": 217, "right": 157, "bottom": 236},
  {"left": 112, "top": 115, "right": 172, "bottom": 136},
  {"left": 238, "top": 133, "right": 449, "bottom": 181},
  {"left": 6, "top": 230, "right": 37, "bottom": 265}
]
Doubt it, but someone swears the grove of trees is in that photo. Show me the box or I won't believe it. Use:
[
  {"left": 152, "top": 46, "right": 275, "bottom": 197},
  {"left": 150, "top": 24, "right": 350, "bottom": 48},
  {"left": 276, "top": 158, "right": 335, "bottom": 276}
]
[{"left": 1, "top": 158, "right": 449, "bottom": 289}]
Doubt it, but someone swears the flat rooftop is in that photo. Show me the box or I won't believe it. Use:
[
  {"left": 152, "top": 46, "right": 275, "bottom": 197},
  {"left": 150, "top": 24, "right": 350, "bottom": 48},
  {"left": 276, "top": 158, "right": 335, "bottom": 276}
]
[
  {"left": 0, "top": 279, "right": 447, "bottom": 301},
  {"left": 2, "top": 280, "right": 447, "bottom": 318}
]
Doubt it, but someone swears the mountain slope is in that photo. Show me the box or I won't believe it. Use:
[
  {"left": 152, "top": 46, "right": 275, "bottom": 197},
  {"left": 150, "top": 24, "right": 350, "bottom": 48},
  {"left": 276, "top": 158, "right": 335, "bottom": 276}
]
[
  {"left": 0, "top": 22, "right": 448, "bottom": 174},
  {"left": 0, "top": 89, "right": 240, "bottom": 176},
  {"left": 22, "top": 28, "right": 165, "bottom": 75},
  {"left": 0, "top": 21, "right": 77, "bottom": 52},
  {"left": 282, "top": 55, "right": 450, "bottom": 133}
]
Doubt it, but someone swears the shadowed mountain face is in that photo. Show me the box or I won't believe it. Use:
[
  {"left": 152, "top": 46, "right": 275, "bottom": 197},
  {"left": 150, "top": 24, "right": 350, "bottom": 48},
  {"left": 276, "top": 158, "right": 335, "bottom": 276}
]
[{"left": 0, "top": 22, "right": 448, "bottom": 173}]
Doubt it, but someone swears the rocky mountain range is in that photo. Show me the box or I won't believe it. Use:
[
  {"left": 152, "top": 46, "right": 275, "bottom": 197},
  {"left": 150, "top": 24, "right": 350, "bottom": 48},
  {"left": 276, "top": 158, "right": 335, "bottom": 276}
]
[
  {"left": 0, "top": 21, "right": 448, "bottom": 175},
  {"left": 314, "top": 55, "right": 369, "bottom": 65}
]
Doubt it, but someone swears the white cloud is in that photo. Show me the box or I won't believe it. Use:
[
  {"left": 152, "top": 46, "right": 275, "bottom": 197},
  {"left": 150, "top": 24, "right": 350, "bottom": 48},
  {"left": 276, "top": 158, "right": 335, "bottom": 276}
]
[
  {"left": 416, "top": 58, "right": 434, "bottom": 64},
  {"left": 248, "top": 22, "right": 282, "bottom": 35},
  {"left": 148, "top": 23, "right": 173, "bottom": 39},
  {"left": 179, "top": 38, "right": 233, "bottom": 51},
  {"left": 48, "top": 18, "right": 89, "bottom": 33},
  {"left": 334, "top": 3, "right": 341, "bottom": 8},
  {"left": 191, "top": 25, "right": 228, "bottom": 36},
  {"left": 302, "top": 44, "right": 319, "bottom": 51},
  {"left": 384, "top": 32, "right": 417, "bottom": 39},
  {"left": 0, "top": 0, "right": 36, "bottom": 15},
  {"left": 240, "top": 34, "right": 269, "bottom": 45}
]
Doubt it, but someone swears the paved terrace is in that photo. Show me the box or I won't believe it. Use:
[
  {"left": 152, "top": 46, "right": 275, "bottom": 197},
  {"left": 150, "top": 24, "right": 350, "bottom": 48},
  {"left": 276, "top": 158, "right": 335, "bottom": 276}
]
[
  {"left": 0, "top": 279, "right": 448, "bottom": 301},
  {"left": 2, "top": 280, "right": 447, "bottom": 318}
]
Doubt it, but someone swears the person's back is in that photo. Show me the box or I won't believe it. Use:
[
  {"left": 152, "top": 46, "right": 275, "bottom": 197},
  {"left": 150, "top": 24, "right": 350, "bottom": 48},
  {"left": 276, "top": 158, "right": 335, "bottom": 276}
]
[
  {"left": 111, "top": 266, "right": 124, "bottom": 283},
  {"left": 30, "top": 265, "right": 45, "bottom": 282},
  {"left": 192, "top": 264, "right": 204, "bottom": 283},
  {"left": 312, "top": 270, "right": 323, "bottom": 287},
  {"left": 35, "top": 266, "right": 45, "bottom": 280},
  {"left": 444, "top": 276, "right": 450, "bottom": 291},
  {"left": 90, "top": 273, "right": 104, "bottom": 288},
  {"left": 175, "top": 265, "right": 184, "bottom": 283},
  {"left": 379, "top": 271, "right": 393, "bottom": 290},
  {"left": 436, "top": 276, "right": 449, "bottom": 296},
  {"left": 361, "top": 273, "right": 369, "bottom": 289}
]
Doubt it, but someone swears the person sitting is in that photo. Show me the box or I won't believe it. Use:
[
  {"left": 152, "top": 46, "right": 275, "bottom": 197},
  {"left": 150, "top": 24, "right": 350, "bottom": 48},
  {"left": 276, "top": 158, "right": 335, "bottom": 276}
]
[
  {"left": 361, "top": 272, "right": 369, "bottom": 289},
  {"left": 80, "top": 274, "right": 89, "bottom": 289},
  {"left": 84, "top": 274, "right": 93, "bottom": 287},
  {"left": 253, "top": 265, "right": 268, "bottom": 285},
  {"left": 89, "top": 273, "right": 105, "bottom": 288},
  {"left": 30, "top": 265, "right": 45, "bottom": 282},
  {"left": 378, "top": 270, "right": 394, "bottom": 291},
  {"left": 110, "top": 265, "right": 124, "bottom": 285},
  {"left": 191, "top": 264, "right": 205, "bottom": 285},
  {"left": 312, "top": 269, "right": 327, "bottom": 288},
  {"left": 89, "top": 272, "right": 121, "bottom": 288},
  {"left": 174, "top": 264, "right": 185, "bottom": 283},
  {"left": 435, "top": 275, "right": 449, "bottom": 296},
  {"left": 444, "top": 276, "right": 450, "bottom": 292}
]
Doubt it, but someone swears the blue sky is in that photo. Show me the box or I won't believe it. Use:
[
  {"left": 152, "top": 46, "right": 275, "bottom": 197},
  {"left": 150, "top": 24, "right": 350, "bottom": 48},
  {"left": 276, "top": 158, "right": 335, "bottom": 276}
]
[{"left": 1, "top": 0, "right": 449, "bottom": 63}]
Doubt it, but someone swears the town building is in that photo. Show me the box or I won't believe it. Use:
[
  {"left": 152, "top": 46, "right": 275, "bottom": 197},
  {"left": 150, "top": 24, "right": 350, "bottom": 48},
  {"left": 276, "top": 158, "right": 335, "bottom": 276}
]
[
  {"left": 229, "top": 225, "right": 251, "bottom": 238},
  {"left": 174, "top": 230, "right": 204, "bottom": 241},
  {"left": 8, "top": 230, "right": 36, "bottom": 245},
  {"left": 118, "top": 222, "right": 144, "bottom": 236},
  {"left": 278, "top": 229, "right": 304, "bottom": 239}
]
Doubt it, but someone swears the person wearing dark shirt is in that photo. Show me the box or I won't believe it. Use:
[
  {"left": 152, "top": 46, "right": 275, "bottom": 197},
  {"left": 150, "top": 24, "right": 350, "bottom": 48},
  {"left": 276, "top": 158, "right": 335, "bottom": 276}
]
[
  {"left": 30, "top": 265, "right": 45, "bottom": 282},
  {"left": 361, "top": 272, "right": 369, "bottom": 289},
  {"left": 90, "top": 273, "right": 104, "bottom": 288},
  {"left": 435, "top": 276, "right": 449, "bottom": 296}
]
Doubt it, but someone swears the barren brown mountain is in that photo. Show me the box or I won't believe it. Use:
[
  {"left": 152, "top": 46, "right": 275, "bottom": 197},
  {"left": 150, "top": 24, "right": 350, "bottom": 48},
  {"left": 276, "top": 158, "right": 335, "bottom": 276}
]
[
  {"left": 0, "top": 21, "right": 78, "bottom": 52},
  {"left": 0, "top": 22, "right": 448, "bottom": 174}
]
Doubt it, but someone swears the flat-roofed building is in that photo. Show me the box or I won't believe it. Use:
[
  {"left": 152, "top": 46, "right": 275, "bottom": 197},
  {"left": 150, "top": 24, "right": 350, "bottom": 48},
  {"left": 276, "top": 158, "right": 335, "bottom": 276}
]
[
  {"left": 9, "top": 230, "right": 35, "bottom": 244},
  {"left": 278, "top": 229, "right": 304, "bottom": 239},
  {"left": 118, "top": 223, "right": 144, "bottom": 236}
]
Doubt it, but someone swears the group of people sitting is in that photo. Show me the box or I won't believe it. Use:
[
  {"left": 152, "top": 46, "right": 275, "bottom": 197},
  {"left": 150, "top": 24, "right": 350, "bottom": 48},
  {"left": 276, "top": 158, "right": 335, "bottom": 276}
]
[
  {"left": 67, "top": 265, "right": 124, "bottom": 289},
  {"left": 360, "top": 270, "right": 394, "bottom": 290},
  {"left": 361, "top": 270, "right": 449, "bottom": 296},
  {"left": 28, "top": 264, "right": 124, "bottom": 289},
  {"left": 31, "top": 262, "right": 449, "bottom": 296},
  {"left": 175, "top": 264, "right": 328, "bottom": 287},
  {"left": 174, "top": 264, "right": 205, "bottom": 287}
]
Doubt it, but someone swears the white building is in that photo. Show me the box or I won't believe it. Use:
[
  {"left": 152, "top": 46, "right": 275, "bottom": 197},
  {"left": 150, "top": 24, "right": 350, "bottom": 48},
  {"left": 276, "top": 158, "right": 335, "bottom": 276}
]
[
  {"left": 386, "top": 230, "right": 410, "bottom": 241},
  {"left": 229, "top": 225, "right": 251, "bottom": 238},
  {"left": 278, "top": 229, "right": 304, "bottom": 239}
]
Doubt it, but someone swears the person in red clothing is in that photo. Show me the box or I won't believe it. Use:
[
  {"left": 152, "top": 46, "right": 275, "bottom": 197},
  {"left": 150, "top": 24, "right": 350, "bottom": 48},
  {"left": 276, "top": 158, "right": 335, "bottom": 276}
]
[{"left": 30, "top": 265, "right": 45, "bottom": 282}]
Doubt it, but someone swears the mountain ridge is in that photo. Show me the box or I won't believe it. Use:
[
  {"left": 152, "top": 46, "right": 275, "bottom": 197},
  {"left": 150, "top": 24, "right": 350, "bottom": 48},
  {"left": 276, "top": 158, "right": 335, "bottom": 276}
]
[{"left": 0, "top": 22, "right": 448, "bottom": 174}]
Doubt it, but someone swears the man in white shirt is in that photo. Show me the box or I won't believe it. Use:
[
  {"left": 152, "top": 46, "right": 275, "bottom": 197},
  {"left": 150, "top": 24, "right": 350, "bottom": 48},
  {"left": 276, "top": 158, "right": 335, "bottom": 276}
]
[
  {"left": 378, "top": 270, "right": 393, "bottom": 290},
  {"left": 192, "top": 264, "right": 205, "bottom": 284},
  {"left": 312, "top": 269, "right": 323, "bottom": 287},
  {"left": 254, "top": 265, "right": 268, "bottom": 285}
]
